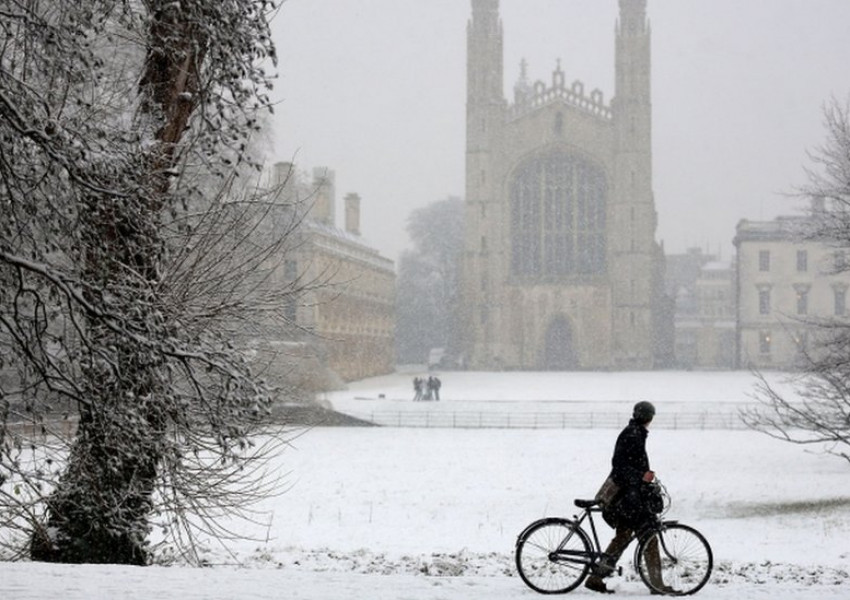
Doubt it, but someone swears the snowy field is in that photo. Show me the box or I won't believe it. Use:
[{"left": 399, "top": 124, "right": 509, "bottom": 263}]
[
  {"left": 2, "top": 370, "right": 850, "bottom": 599},
  {"left": 323, "top": 370, "right": 785, "bottom": 428}
]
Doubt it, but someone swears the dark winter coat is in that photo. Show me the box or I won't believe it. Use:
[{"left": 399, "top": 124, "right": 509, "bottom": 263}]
[
  {"left": 610, "top": 418, "right": 650, "bottom": 488},
  {"left": 604, "top": 418, "right": 654, "bottom": 529}
]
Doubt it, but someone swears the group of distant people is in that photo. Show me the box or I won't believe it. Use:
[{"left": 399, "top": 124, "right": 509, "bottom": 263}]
[{"left": 412, "top": 375, "right": 441, "bottom": 402}]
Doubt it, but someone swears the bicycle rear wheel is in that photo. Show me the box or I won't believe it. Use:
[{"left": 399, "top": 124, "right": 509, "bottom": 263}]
[
  {"left": 515, "top": 517, "right": 591, "bottom": 594},
  {"left": 636, "top": 522, "right": 713, "bottom": 596}
]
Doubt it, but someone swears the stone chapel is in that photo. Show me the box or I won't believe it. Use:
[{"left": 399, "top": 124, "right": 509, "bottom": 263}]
[{"left": 460, "top": 0, "right": 668, "bottom": 370}]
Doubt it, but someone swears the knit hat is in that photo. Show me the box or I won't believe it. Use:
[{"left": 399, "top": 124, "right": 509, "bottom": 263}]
[{"left": 632, "top": 401, "right": 656, "bottom": 424}]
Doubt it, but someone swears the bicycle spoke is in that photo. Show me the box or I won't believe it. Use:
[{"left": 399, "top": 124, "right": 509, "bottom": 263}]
[
  {"left": 637, "top": 523, "right": 713, "bottom": 596},
  {"left": 516, "top": 518, "right": 591, "bottom": 594}
]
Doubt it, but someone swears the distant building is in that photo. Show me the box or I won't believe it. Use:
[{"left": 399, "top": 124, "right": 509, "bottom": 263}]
[
  {"left": 460, "top": 0, "right": 667, "bottom": 370},
  {"left": 734, "top": 214, "right": 850, "bottom": 369},
  {"left": 665, "top": 248, "right": 714, "bottom": 300},
  {"left": 267, "top": 162, "right": 396, "bottom": 383},
  {"left": 666, "top": 249, "right": 736, "bottom": 369},
  {"left": 678, "top": 261, "right": 736, "bottom": 369}
]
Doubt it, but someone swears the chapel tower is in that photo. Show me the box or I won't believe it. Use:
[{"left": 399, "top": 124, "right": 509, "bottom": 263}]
[
  {"left": 609, "top": 0, "right": 659, "bottom": 366},
  {"left": 460, "top": 0, "right": 664, "bottom": 370}
]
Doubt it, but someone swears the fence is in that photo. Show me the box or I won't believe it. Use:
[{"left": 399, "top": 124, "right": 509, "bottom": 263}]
[
  {"left": 341, "top": 409, "right": 751, "bottom": 430},
  {"left": 3, "top": 418, "right": 78, "bottom": 440}
]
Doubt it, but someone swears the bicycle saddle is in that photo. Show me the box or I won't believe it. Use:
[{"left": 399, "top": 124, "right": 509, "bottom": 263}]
[{"left": 574, "top": 499, "right": 600, "bottom": 508}]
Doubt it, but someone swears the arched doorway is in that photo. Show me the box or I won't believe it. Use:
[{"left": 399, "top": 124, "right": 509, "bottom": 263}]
[{"left": 543, "top": 316, "right": 579, "bottom": 370}]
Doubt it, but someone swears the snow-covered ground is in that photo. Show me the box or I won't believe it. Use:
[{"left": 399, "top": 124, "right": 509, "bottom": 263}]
[
  {"left": 323, "top": 369, "right": 785, "bottom": 428},
  {"left": 2, "top": 370, "right": 849, "bottom": 599}
]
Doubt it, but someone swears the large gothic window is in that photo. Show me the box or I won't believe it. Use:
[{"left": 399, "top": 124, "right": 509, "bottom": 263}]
[{"left": 510, "top": 152, "right": 607, "bottom": 280}]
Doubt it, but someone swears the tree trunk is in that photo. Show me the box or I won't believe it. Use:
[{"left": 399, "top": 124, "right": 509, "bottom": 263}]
[
  {"left": 31, "top": 400, "right": 163, "bottom": 564},
  {"left": 31, "top": 192, "right": 169, "bottom": 563}
]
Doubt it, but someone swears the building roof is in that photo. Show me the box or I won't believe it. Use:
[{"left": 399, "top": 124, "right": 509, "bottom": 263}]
[
  {"left": 701, "top": 260, "right": 733, "bottom": 272},
  {"left": 304, "top": 220, "right": 395, "bottom": 273},
  {"left": 734, "top": 215, "right": 815, "bottom": 244}
]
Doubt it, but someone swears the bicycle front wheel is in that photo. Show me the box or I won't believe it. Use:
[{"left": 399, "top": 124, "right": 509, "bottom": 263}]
[
  {"left": 515, "top": 517, "right": 591, "bottom": 594},
  {"left": 636, "top": 522, "right": 713, "bottom": 596}
]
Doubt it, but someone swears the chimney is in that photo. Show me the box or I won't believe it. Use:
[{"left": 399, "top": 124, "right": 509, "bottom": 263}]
[
  {"left": 272, "top": 161, "right": 293, "bottom": 187},
  {"left": 310, "top": 167, "right": 336, "bottom": 225},
  {"left": 344, "top": 193, "right": 361, "bottom": 236}
]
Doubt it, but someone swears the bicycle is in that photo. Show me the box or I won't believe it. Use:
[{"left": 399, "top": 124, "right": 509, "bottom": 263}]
[{"left": 515, "top": 483, "right": 713, "bottom": 596}]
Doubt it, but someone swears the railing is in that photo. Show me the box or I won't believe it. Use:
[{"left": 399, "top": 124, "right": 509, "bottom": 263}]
[
  {"left": 3, "top": 418, "right": 79, "bottom": 439},
  {"left": 4, "top": 410, "right": 752, "bottom": 433},
  {"left": 340, "top": 410, "right": 749, "bottom": 430}
]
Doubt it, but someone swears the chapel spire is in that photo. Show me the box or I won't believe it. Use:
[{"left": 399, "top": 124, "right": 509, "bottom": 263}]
[
  {"left": 467, "top": 0, "right": 503, "bottom": 107},
  {"left": 618, "top": 0, "right": 648, "bottom": 35},
  {"left": 615, "top": 0, "right": 650, "bottom": 103},
  {"left": 472, "top": 0, "right": 499, "bottom": 18}
]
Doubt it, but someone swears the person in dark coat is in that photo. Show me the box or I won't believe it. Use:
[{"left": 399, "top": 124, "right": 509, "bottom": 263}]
[
  {"left": 431, "top": 376, "right": 441, "bottom": 401},
  {"left": 608, "top": 403, "right": 655, "bottom": 529},
  {"left": 585, "top": 401, "right": 673, "bottom": 595}
]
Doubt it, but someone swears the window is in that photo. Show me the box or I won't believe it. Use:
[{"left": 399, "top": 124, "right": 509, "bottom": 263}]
[
  {"left": 283, "top": 260, "right": 298, "bottom": 323},
  {"left": 758, "top": 250, "right": 770, "bottom": 272},
  {"left": 796, "top": 250, "right": 808, "bottom": 272},
  {"left": 759, "top": 331, "right": 771, "bottom": 354},
  {"left": 793, "top": 331, "right": 809, "bottom": 353},
  {"left": 510, "top": 151, "right": 607, "bottom": 280},
  {"left": 835, "top": 287, "right": 847, "bottom": 316},
  {"left": 796, "top": 288, "right": 808, "bottom": 315},
  {"left": 758, "top": 288, "right": 771, "bottom": 315}
]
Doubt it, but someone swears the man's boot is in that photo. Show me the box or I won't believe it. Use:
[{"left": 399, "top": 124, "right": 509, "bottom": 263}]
[
  {"left": 585, "top": 528, "right": 632, "bottom": 595},
  {"left": 584, "top": 575, "right": 614, "bottom": 594}
]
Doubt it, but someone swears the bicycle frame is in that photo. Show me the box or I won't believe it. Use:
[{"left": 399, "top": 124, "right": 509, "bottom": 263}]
[
  {"left": 516, "top": 506, "right": 681, "bottom": 571},
  {"left": 561, "top": 506, "right": 607, "bottom": 567}
]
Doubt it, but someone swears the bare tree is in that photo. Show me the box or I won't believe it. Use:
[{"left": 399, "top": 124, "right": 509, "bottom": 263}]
[
  {"left": 396, "top": 197, "right": 464, "bottom": 366},
  {"left": 0, "top": 0, "right": 312, "bottom": 564},
  {"left": 743, "top": 97, "right": 850, "bottom": 466}
]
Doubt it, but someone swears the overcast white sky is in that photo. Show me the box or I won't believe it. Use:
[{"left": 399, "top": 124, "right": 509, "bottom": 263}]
[{"left": 270, "top": 0, "right": 850, "bottom": 264}]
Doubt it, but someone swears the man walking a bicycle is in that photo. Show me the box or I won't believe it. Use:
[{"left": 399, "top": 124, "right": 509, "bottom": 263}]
[
  {"left": 585, "top": 401, "right": 673, "bottom": 595},
  {"left": 515, "top": 401, "right": 712, "bottom": 596}
]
